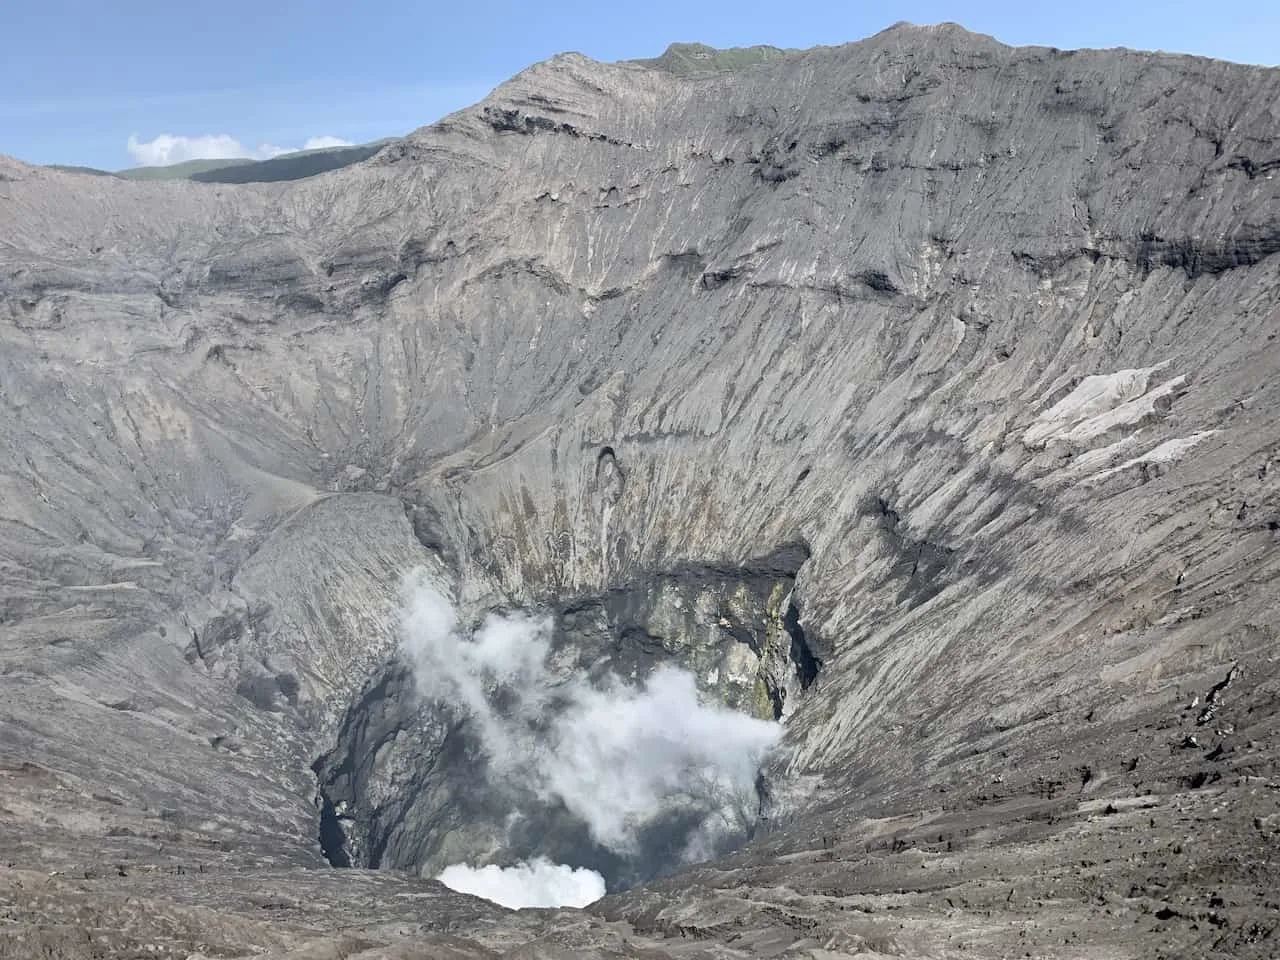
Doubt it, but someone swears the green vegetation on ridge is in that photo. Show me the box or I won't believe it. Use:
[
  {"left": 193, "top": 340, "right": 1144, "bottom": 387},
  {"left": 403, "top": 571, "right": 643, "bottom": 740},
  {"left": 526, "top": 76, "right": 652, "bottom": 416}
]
[
  {"left": 116, "top": 158, "right": 257, "bottom": 181},
  {"left": 42, "top": 139, "right": 392, "bottom": 185},
  {"left": 630, "top": 42, "right": 791, "bottom": 76}
]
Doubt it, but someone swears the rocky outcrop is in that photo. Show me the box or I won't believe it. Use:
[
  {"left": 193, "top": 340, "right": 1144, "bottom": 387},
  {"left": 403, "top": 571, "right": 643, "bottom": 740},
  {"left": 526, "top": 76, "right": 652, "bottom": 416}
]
[{"left": 1, "top": 22, "right": 1279, "bottom": 959}]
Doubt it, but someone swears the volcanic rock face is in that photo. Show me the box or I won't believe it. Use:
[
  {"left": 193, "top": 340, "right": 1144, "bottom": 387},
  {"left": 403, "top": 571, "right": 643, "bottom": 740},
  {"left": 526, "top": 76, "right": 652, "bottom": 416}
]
[{"left": 2, "top": 21, "right": 1280, "bottom": 958}]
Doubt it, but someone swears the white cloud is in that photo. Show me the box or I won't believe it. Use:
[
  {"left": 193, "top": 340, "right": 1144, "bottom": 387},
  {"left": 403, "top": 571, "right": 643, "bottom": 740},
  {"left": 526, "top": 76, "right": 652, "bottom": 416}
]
[
  {"left": 303, "top": 135, "right": 354, "bottom": 151},
  {"left": 437, "top": 858, "right": 605, "bottom": 909},
  {"left": 256, "top": 143, "right": 292, "bottom": 160},
  {"left": 125, "top": 133, "right": 353, "bottom": 167},
  {"left": 127, "top": 133, "right": 247, "bottom": 166}
]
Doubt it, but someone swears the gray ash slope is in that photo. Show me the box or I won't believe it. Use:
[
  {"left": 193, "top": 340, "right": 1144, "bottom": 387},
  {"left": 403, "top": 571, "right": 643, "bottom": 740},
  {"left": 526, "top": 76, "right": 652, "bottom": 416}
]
[{"left": 1, "top": 21, "right": 1280, "bottom": 959}]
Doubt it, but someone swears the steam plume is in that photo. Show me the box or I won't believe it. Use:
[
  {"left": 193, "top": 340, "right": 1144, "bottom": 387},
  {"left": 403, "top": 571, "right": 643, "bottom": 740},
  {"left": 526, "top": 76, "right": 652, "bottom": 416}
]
[
  {"left": 398, "top": 569, "right": 781, "bottom": 901},
  {"left": 437, "top": 858, "right": 605, "bottom": 909}
]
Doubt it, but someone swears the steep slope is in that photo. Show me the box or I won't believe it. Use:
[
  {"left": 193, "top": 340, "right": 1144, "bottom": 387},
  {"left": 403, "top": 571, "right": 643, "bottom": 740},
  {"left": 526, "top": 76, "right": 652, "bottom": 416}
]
[{"left": 2, "top": 22, "right": 1279, "bottom": 958}]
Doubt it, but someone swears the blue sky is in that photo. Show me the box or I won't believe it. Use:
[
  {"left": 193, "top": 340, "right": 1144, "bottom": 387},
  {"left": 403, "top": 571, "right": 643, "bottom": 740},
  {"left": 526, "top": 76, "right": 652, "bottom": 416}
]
[{"left": 3, "top": 1, "right": 1276, "bottom": 169}]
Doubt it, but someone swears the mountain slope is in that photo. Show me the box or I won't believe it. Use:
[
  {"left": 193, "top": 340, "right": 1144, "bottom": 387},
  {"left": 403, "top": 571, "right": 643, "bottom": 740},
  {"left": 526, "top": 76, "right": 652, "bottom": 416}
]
[
  {"left": 1, "top": 22, "right": 1279, "bottom": 958},
  {"left": 115, "top": 156, "right": 259, "bottom": 180},
  {"left": 54, "top": 140, "right": 394, "bottom": 184},
  {"left": 187, "top": 140, "right": 388, "bottom": 183}
]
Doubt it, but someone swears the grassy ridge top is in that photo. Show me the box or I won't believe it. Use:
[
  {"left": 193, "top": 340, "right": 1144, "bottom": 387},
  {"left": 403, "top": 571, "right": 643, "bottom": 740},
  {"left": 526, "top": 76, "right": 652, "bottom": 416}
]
[
  {"left": 116, "top": 157, "right": 258, "bottom": 181},
  {"left": 630, "top": 42, "right": 791, "bottom": 76},
  {"left": 189, "top": 141, "right": 387, "bottom": 183},
  {"left": 41, "top": 140, "right": 391, "bottom": 184}
]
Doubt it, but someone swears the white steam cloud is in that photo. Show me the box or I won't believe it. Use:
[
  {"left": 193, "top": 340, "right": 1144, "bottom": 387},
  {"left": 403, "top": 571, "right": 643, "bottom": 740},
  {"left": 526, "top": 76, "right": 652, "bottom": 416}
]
[
  {"left": 437, "top": 858, "right": 605, "bottom": 909},
  {"left": 126, "top": 133, "right": 353, "bottom": 167},
  {"left": 399, "top": 570, "right": 781, "bottom": 905}
]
